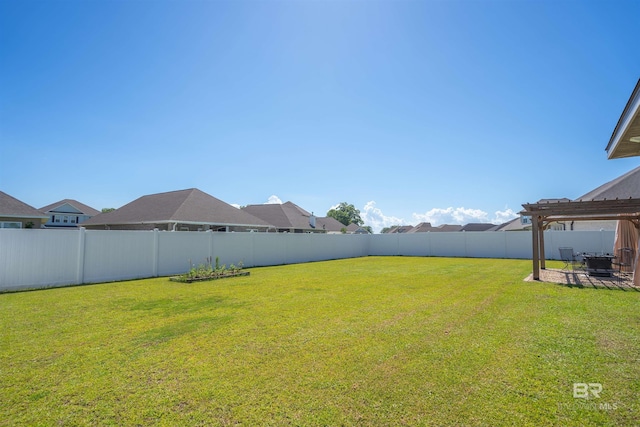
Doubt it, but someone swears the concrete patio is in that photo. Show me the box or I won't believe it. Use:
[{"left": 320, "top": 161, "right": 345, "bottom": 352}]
[{"left": 525, "top": 268, "right": 639, "bottom": 290}]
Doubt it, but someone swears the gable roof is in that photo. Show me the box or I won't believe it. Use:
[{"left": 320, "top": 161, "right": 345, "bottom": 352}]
[
  {"left": 82, "top": 188, "right": 270, "bottom": 227},
  {"left": 575, "top": 165, "right": 640, "bottom": 201},
  {"left": 40, "top": 199, "right": 100, "bottom": 216},
  {"left": 0, "top": 191, "right": 49, "bottom": 219}
]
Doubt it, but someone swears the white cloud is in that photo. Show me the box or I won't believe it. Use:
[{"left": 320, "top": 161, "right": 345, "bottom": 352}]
[
  {"left": 361, "top": 201, "right": 409, "bottom": 233},
  {"left": 338, "top": 201, "right": 519, "bottom": 234},
  {"left": 266, "top": 195, "right": 283, "bottom": 204},
  {"left": 411, "top": 207, "right": 519, "bottom": 226},
  {"left": 491, "top": 208, "right": 518, "bottom": 225},
  {"left": 412, "top": 207, "right": 490, "bottom": 226}
]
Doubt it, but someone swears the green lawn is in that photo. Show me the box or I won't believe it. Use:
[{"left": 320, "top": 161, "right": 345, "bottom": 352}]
[{"left": 1, "top": 257, "right": 639, "bottom": 426}]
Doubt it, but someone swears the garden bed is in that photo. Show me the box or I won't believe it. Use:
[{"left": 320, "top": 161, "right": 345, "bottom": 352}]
[{"left": 169, "top": 270, "right": 250, "bottom": 283}]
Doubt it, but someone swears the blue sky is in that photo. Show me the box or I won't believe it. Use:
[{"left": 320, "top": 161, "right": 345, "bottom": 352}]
[{"left": 1, "top": 0, "right": 639, "bottom": 232}]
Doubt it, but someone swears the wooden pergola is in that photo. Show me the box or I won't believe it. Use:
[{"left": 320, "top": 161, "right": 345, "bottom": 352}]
[{"left": 521, "top": 198, "right": 640, "bottom": 280}]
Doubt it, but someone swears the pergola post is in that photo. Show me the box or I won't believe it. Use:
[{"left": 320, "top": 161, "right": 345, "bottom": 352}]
[
  {"left": 532, "top": 215, "right": 540, "bottom": 280},
  {"left": 539, "top": 218, "right": 546, "bottom": 270}
]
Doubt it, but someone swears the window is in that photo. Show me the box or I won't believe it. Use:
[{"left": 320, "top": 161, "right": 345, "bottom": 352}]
[{"left": 0, "top": 222, "right": 21, "bottom": 229}]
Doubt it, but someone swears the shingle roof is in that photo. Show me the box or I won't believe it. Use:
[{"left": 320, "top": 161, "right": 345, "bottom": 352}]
[
  {"left": 242, "top": 202, "right": 301, "bottom": 229},
  {"left": 460, "top": 223, "right": 497, "bottom": 232},
  {"left": 406, "top": 222, "right": 463, "bottom": 233},
  {"left": 317, "top": 216, "right": 346, "bottom": 232},
  {"left": 0, "top": 191, "right": 49, "bottom": 219},
  {"left": 406, "top": 222, "right": 432, "bottom": 233},
  {"left": 576, "top": 165, "right": 640, "bottom": 201},
  {"left": 491, "top": 217, "right": 528, "bottom": 231},
  {"left": 81, "top": 188, "right": 270, "bottom": 227},
  {"left": 242, "top": 201, "right": 333, "bottom": 231},
  {"left": 386, "top": 225, "right": 414, "bottom": 233},
  {"left": 40, "top": 199, "right": 100, "bottom": 216}
]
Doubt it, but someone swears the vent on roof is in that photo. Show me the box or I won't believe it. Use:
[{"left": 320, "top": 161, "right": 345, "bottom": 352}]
[{"left": 309, "top": 213, "right": 316, "bottom": 228}]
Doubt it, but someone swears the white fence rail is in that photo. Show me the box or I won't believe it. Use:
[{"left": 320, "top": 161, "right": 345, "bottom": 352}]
[{"left": 0, "top": 228, "right": 615, "bottom": 291}]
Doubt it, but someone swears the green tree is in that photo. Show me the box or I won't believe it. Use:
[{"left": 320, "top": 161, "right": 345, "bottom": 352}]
[
  {"left": 101, "top": 208, "right": 116, "bottom": 213},
  {"left": 327, "top": 202, "right": 363, "bottom": 226}
]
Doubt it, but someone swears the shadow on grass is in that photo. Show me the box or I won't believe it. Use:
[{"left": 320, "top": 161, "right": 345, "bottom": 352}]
[{"left": 136, "top": 315, "right": 233, "bottom": 346}]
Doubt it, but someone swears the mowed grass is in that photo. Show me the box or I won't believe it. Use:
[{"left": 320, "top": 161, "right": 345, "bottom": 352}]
[{"left": 1, "top": 257, "right": 639, "bottom": 426}]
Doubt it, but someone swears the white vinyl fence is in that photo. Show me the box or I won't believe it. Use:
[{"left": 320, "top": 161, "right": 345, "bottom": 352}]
[{"left": 0, "top": 228, "right": 615, "bottom": 291}]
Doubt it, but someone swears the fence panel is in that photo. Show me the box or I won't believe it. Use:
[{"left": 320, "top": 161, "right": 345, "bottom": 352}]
[
  {"left": 504, "top": 232, "right": 532, "bottom": 259},
  {"left": 428, "top": 233, "right": 467, "bottom": 257},
  {"left": 157, "top": 231, "right": 211, "bottom": 276},
  {"left": 0, "top": 229, "right": 79, "bottom": 290},
  {"left": 212, "top": 232, "right": 254, "bottom": 268},
  {"left": 465, "top": 232, "right": 508, "bottom": 259},
  {"left": 250, "top": 233, "right": 286, "bottom": 267},
  {"left": 544, "top": 230, "right": 615, "bottom": 260},
  {"left": 83, "top": 230, "right": 155, "bottom": 283},
  {"left": 368, "top": 234, "right": 401, "bottom": 256}
]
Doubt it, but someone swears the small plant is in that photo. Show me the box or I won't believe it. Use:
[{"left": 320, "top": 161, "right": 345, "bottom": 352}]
[{"left": 171, "top": 257, "right": 247, "bottom": 283}]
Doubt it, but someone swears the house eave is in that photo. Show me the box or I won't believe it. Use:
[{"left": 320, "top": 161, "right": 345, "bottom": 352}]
[
  {"left": 606, "top": 79, "right": 640, "bottom": 159},
  {"left": 84, "top": 219, "right": 271, "bottom": 229},
  {"left": 0, "top": 214, "right": 50, "bottom": 220}
]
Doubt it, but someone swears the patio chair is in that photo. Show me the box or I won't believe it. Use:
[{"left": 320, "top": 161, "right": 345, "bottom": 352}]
[{"left": 558, "top": 247, "right": 575, "bottom": 271}]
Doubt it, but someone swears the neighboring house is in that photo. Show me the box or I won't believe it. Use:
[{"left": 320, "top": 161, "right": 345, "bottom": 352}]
[
  {"left": 521, "top": 198, "right": 582, "bottom": 231},
  {"left": 346, "top": 223, "right": 371, "bottom": 234},
  {"left": 0, "top": 191, "right": 49, "bottom": 228},
  {"left": 385, "top": 225, "right": 414, "bottom": 234},
  {"left": 460, "top": 223, "right": 497, "bottom": 232},
  {"left": 81, "top": 188, "right": 271, "bottom": 232},
  {"left": 40, "top": 199, "right": 100, "bottom": 228},
  {"left": 490, "top": 217, "right": 529, "bottom": 231},
  {"left": 406, "top": 222, "right": 464, "bottom": 233},
  {"left": 242, "top": 201, "right": 340, "bottom": 233},
  {"left": 316, "top": 216, "right": 348, "bottom": 234},
  {"left": 520, "top": 168, "right": 640, "bottom": 232},
  {"left": 569, "top": 165, "right": 640, "bottom": 231},
  {"left": 518, "top": 183, "right": 635, "bottom": 231}
]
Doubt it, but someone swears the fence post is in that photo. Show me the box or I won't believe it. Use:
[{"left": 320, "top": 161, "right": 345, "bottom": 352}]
[
  {"left": 207, "top": 229, "right": 213, "bottom": 262},
  {"left": 152, "top": 229, "right": 159, "bottom": 277},
  {"left": 76, "top": 227, "right": 86, "bottom": 284}
]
